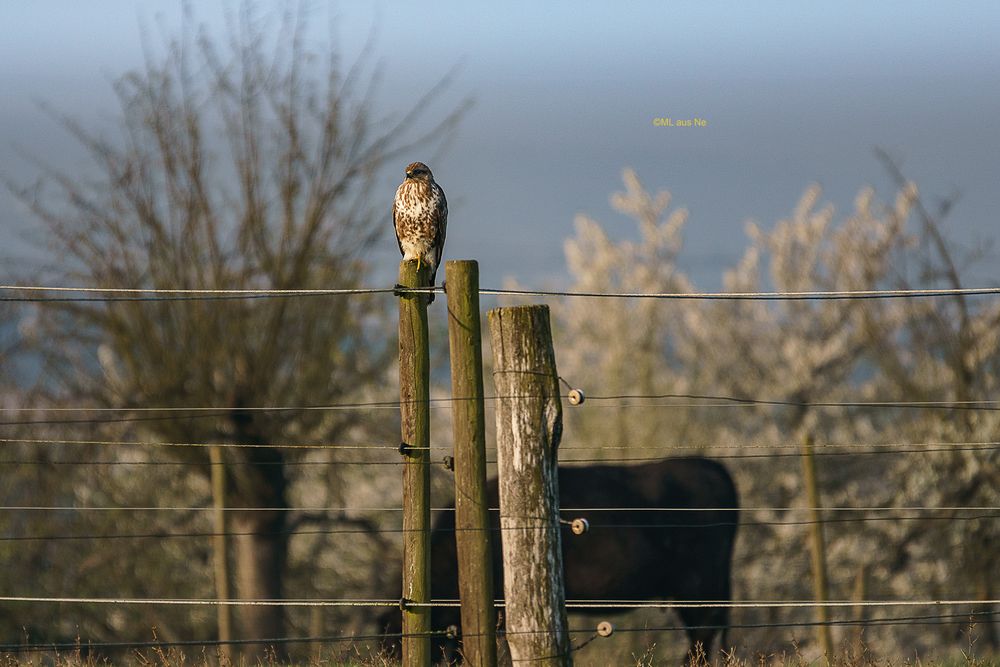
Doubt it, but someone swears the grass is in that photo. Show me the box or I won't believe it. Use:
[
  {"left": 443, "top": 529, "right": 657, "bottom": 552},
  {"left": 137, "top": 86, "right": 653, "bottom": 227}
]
[
  {"left": 1, "top": 634, "right": 996, "bottom": 667},
  {"left": 1, "top": 647, "right": 996, "bottom": 667}
]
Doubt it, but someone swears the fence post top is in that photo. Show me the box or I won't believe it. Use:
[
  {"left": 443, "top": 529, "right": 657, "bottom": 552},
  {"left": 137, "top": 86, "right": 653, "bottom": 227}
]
[{"left": 488, "top": 304, "right": 551, "bottom": 317}]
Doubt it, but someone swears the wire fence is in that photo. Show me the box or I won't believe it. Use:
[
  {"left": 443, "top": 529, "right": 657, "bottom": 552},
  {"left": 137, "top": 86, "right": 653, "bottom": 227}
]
[
  {"left": 4, "top": 610, "right": 997, "bottom": 655},
  {"left": 2, "top": 596, "right": 998, "bottom": 609},
  {"left": 4, "top": 283, "right": 1000, "bottom": 301},
  {"left": 2, "top": 280, "right": 998, "bottom": 658}
]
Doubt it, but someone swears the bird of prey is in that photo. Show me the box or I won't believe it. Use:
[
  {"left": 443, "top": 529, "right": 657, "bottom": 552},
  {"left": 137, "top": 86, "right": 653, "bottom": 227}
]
[{"left": 393, "top": 161, "right": 448, "bottom": 303}]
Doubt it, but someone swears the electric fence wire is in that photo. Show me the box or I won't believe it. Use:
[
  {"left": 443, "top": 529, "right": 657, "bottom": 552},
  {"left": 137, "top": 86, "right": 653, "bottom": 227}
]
[
  {"left": 4, "top": 283, "right": 1000, "bottom": 301},
  {"left": 2, "top": 392, "right": 999, "bottom": 416},
  {"left": 1, "top": 596, "right": 996, "bottom": 609},
  {"left": 3, "top": 610, "right": 997, "bottom": 655},
  {"left": 1, "top": 513, "right": 997, "bottom": 542},
  {"left": 0, "top": 444, "right": 995, "bottom": 466},
  {"left": 2, "top": 505, "right": 995, "bottom": 513}
]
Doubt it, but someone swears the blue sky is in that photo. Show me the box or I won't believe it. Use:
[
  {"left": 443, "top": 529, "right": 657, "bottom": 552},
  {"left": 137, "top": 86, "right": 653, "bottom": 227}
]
[{"left": 2, "top": 1, "right": 999, "bottom": 289}]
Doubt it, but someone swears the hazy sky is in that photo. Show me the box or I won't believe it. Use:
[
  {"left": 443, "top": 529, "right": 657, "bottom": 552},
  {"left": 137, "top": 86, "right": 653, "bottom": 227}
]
[{"left": 2, "top": 1, "right": 999, "bottom": 290}]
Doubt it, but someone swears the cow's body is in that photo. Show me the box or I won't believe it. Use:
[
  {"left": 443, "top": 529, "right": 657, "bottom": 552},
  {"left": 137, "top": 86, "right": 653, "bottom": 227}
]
[{"left": 382, "top": 457, "right": 738, "bottom": 661}]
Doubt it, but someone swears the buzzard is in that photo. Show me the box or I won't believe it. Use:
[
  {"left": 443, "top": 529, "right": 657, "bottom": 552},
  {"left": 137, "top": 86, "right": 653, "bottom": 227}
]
[{"left": 393, "top": 161, "right": 448, "bottom": 303}]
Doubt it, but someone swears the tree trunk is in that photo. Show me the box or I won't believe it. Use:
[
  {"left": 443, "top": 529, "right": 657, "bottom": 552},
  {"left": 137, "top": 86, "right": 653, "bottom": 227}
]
[{"left": 229, "top": 447, "right": 289, "bottom": 660}]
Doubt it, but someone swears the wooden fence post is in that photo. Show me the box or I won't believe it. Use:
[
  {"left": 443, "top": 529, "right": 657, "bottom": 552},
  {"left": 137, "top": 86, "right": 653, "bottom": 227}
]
[
  {"left": 801, "top": 433, "right": 833, "bottom": 660},
  {"left": 851, "top": 564, "right": 867, "bottom": 657},
  {"left": 488, "top": 305, "right": 571, "bottom": 667},
  {"left": 399, "top": 260, "right": 432, "bottom": 666},
  {"left": 208, "top": 446, "right": 232, "bottom": 663},
  {"left": 446, "top": 260, "right": 497, "bottom": 667}
]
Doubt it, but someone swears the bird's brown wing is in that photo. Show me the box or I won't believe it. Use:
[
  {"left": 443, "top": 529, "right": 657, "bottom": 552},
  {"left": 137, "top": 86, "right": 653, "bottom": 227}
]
[
  {"left": 392, "top": 196, "right": 404, "bottom": 256},
  {"left": 432, "top": 183, "right": 448, "bottom": 271}
]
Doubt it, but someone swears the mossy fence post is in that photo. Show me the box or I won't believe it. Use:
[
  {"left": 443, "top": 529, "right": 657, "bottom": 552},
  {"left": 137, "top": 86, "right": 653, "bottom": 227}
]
[
  {"left": 446, "top": 260, "right": 497, "bottom": 667},
  {"left": 398, "top": 260, "right": 432, "bottom": 666}
]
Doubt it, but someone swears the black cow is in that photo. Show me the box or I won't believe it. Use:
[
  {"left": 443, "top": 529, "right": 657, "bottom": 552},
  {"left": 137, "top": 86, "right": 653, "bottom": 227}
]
[{"left": 380, "top": 457, "right": 738, "bottom": 662}]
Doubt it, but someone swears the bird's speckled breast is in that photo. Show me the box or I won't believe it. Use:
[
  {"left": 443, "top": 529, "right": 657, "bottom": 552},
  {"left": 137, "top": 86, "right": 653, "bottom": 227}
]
[{"left": 394, "top": 180, "right": 444, "bottom": 265}]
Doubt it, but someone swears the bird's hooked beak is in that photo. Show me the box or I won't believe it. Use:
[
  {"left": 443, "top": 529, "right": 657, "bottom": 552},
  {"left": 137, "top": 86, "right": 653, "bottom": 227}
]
[{"left": 405, "top": 171, "right": 413, "bottom": 179}]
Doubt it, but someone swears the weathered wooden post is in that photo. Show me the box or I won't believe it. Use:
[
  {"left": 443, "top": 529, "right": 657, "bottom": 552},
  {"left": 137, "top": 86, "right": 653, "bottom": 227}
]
[
  {"left": 488, "top": 305, "right": 571, "bottom": 667},
  {"left": 208, "top": 446, "right": 232, "bottom": 662},
  {"left": 446, "top": 260, "right": 497, "bottom": 667},
  {"left": 398, "top": 260, "right": 432, "bottom": 666},
  {"left": 801, "top": 433, "right": 833, "bottom": 660}
]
